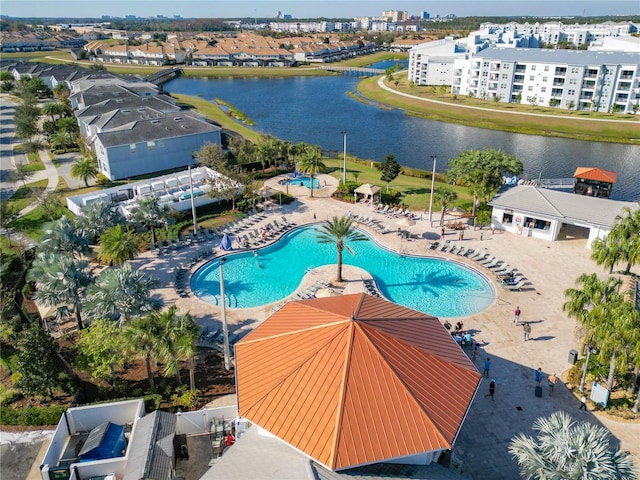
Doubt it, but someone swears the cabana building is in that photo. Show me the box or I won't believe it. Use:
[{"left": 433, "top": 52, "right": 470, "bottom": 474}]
[
  {"left": 488, "top": 185, "right": 639, "bottom": 247},
  {"left": 207, "top": 293, "right": 481, "bottom": 478}
]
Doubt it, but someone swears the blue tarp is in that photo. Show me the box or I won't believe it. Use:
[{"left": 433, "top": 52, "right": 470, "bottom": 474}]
[{"left": 79, "top": 422, "right": 127, "bottom": 461}]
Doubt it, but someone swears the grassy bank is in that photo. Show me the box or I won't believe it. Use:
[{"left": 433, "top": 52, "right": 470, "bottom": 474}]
[{"left": 358, "top": 76, "right": 639, "bottom": 144}]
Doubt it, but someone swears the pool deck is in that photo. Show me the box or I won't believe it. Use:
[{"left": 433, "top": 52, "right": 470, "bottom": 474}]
[{"left": 128, "top": 173, "right": 639, "bottom": 479}]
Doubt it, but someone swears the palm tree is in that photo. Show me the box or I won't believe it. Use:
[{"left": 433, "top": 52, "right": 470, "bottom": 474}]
[
  {"left": 590, "top": 236, "right": 621, "bottom": 274},
  {"left": 316, "top": 216, "right": 368, "bottom": 283},
  {"left": 124, "top": 314, "right": 165, "bottom": 389},
  {"left": 57, "top": 116, "right": 79, "bottom": 135},
  {"left": 49, "top": 130, "right": 75, "bottom": 153},
  {"left": 29, "top": 252, "right": 93, "bottom": 331},
  {"left": 41, "top": 101, "right": 65, "bottom": 122},
  {"left": 83, "top": 263, "right": 161, "bottom": 326},
  {"left": 612, "top": 207, "right": 640, "bottom": 274},
  {"left": 97, "top": 225, "right": 139, "bottom": 266},
  {"left": 433, "top": 187, "right": 458, "bottom": 226},
  {"left": 509, "top": 411, "right": 637, "bottom": 480},
  {"left": 296, "top": 146, "right": 325, "bottom": 198},
  {"left": 76, "top": 201, "right": 125, "bottom": 244},
  {"left": 39, "top": 216, "right": 90, "bottom": 258},
  {"left": 155, "top": 306, "right": 200, "bottom": 390},
  {"left": 129, "top": 197, "right": 171, "bottom": 245},
  {"left": 563, "top": 273, "right": 640, "bottom": 391},
  {"left": 70, "top": 158, "right": 99, "bottom": 188}
]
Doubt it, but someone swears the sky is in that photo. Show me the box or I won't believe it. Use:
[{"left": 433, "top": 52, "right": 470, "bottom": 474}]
[{"left": 2, "top": 0, "right": 639, "bottom": 19}]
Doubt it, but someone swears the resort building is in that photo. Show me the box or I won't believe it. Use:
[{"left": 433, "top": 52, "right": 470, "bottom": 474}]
[
  {"left": 66, "top": 166, "right": 238, "bottom": 217},
  {"left": 488, "top": 185, "right": 640, "bottom": 247}
]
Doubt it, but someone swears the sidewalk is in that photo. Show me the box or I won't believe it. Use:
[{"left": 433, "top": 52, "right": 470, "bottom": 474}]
[{"left": 17, "top": 149, "right": 59, "bottom": 217}]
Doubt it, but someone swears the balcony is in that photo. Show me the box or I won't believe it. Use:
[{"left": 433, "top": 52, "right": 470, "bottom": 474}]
[
  {"left": 515, "top": 66, "right": 526, "bottom": 73},
  {"left": 514, "top": 75, "right": 524, "bottom": 83},
  {"left": 553, "top": 79, "right": 565, "bottom": 86},
  {"left": 554, "top": 68, "right": 567, "bottom": 76}
]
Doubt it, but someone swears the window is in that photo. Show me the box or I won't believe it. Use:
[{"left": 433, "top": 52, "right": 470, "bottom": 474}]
[
  {"left": 502, "top": 74, "right": 509, "bottom": 79},
  {"left": 130, "top": 144, "right": 137, "bottom": 153},
  {"left": 528, "top": 86, "right": 534, "bottom": 91},
  {"left": 542, "top": 77, "right": 548, "bottom": 82},
  {"left": 571, "top": 67, "right": 579, "bottom": 73},
  {"left": 544, "top": 66, "right": 549, "bottom": 71},
  {"left": 541, "top": 87, "right": 546, "bottom": 92},
  {"left": 531, "top": 65, "right": 537, "bottom": 71},
  {"left": 529, "top": 75, "right": 535, "bottom": 81},
  {"left": 502, "top": 213, "right": 513, "bottom": 225},
  {"left": 500, "top": 84, "right": 507, "bottom": 89},
  {"left": 568, "top": 89, "right": 575, "bottom": 95},
  {"left": 569, "top": 78, "right": 577, "bottom": 84}
]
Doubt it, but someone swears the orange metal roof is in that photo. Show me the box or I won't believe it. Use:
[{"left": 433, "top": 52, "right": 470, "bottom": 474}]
[
  {"left": 235, "top": 294, "right": 481, "bottom": 471},
  {"left": 573, "top": 167, "right": 617, "bottom": 183}
]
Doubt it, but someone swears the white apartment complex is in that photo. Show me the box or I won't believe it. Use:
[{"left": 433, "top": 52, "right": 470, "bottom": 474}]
[{"left": 452, "top": 48, "right": 639, "bottom": 113}]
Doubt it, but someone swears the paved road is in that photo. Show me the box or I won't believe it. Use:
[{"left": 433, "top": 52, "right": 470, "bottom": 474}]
[{"left": 0, "top": 98, "right": 23, "bottom": 200}]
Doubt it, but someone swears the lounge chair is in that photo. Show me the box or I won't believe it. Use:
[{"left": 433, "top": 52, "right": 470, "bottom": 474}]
[
  {"left": 428, "top": 241, "right": 439, "bottom": 250},
  {"left": 469, "top": 251, "right": 487, "bottom": 261},
  {"left": 505, "top": 280, "right": 526, "bottom": 291},
  {"left": 479, "top": 255, "right": 497, "bottom": 266},
  {"left": 483, "top": 258, "right": 501, "bottom": 269}
]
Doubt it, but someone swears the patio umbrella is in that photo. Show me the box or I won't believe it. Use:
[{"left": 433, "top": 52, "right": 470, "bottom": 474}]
[
  {"left": 258, "top": 186, "right": 277, "bottom": 199},
  {"left": 220, "top": 233, "right": 233, "bottom": 251},
  {"left": 396, "top": 217, "right": 416, "bottom": 228}
]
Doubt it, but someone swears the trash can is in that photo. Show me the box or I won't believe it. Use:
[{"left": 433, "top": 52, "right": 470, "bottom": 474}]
[{"left": 568, "top": 349, "right": 578, "bottom": 365}]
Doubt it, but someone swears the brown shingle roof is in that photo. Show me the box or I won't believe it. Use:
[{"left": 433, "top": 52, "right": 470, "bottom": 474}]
[{"left": 236, "top": 294, "right": 480, "bottom": 471}]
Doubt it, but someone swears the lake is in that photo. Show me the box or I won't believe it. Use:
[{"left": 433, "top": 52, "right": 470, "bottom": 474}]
[{"left": 165, "top": 74, "right": 640, "bottom": 202}]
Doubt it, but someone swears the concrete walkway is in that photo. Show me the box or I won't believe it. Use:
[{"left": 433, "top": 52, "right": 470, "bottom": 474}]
[{"left": 17, "top": 148, "right": 59, "bottom": 217}]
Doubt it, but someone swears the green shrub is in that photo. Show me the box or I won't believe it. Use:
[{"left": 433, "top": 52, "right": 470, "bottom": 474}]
[
  {"left": 0, "top": 405, "right": 67, "bottom": 426},
  {"left": 144, "top": 393, "right": 162, "bottom": 411}
]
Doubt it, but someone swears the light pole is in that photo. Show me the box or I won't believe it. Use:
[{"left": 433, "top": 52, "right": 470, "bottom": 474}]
[
  {"left": 188, "top": 165, "right": 198, "bottom": 235},
  {"left": 219, "top": 257, "right": 231, "bottom": 371},
  {"left": 341, "top": 131, "right": 347, "bottom": 185},
  {"left": 428, "top": 155, "right": 437, "bottom": 225}
]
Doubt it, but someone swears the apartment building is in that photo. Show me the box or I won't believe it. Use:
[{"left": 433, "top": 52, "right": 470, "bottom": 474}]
[{"left": 452, "top": 47, "right": 640, "bottom": 113}]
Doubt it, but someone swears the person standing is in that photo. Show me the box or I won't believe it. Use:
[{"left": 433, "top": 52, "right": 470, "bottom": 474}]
[
  {"left": 523, "top": 322, "right": 532, "bottom": 341},
  {"left": 513, "top": 306, "right": 521, "bottom": 325},
  {"left": 483, "top": 357, "right": 491, "bottom": 378},
  {"left": 485, "top": 379, "right": 496, "bottom": 401},
  {"left": 534, "top": 367, "right": 543, "bottom": 386},
  {"left": 579, "top": 395, "right": 588, "bottom": 413},
  {"left": 471, "top": 345, "right": 478, "bottom": 362}
]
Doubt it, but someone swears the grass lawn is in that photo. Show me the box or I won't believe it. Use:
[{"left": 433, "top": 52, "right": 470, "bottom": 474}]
[
  {"left": 320, "top": 157, "right": 473, "bottom": 212},
  {"left": 358, "top": 76, "right": 639, "bottom": 144}
]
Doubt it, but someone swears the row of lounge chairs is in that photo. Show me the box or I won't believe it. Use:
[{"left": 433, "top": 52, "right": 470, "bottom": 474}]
[
  {"left": 363, "top": 278, "right": 382, "bottom": 298},
  {"left": 427, "top": 241, "right": 530, "bottom": 291},
  {"left": 219, "top": 209, "right": 267, "bottom": 235},
  {"left": 150, "top": 228, "right": 220, "bottom": 256},
  {"left": 352, "top": 214, "right": 391, "bottom": 235},
  {"left": 237, "top": 216, "right": 296, "bottom": 248},
  {"left": 375, "top": 204, "right": 419, "bottom": 220},
  {"left": 293, "top": 279, "right": 333, "bottom": 300}
]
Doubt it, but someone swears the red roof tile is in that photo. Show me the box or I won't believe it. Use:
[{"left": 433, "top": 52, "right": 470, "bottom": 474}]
[{"left": 236, "top": 294, "right": 481, "bottom": 471}]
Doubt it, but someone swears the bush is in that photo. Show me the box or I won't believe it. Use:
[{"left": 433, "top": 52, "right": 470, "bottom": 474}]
[
  {"left": 144, "top": 393, "right": 162, "bottom": 412},
  {"left": 95, "top": 173, "right": 112, "bottom": 186},
  {"left": 0, "top": 405, "right": 67, "bottom": 426}
]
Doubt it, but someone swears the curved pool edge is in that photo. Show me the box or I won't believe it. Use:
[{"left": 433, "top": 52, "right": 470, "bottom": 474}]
[{"left": 190, "top": 224, "right": 497, "bottom": 317}]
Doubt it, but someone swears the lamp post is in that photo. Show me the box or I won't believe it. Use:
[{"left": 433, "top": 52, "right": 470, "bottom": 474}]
[
  {"left": 341, "top": 131, "right": 347, "bottom": 185},
  {"left": 188, "top": 165, "right": 198, "bottom": 235},
  {"left": 428, "top": 155, "right": 437, "bottom": 225},
  {"left": 219, "top": 257, "right": 231, "bottom": 371}
]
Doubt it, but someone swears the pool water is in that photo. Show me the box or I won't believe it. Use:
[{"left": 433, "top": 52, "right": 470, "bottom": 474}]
[
  {"left": 280, "top": 176, "right": 322, "bottom": 189},
  {"left": 190, "top": 226, "right": 495, "bottom": 317}
]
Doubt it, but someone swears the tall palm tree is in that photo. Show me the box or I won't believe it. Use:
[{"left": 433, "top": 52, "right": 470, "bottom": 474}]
[
  {"left": 49, "top": 130, "right": 75, "bottom": 153},
  {"left": 613, "top": 207, "right": 640, "bottom": 274},
  {"left": 316, "top": 215, "right": 368, "bottom": 283},
  {"left": 155, "top": 306, "right": 200, "bottom": 390},
  {"left": 97, "top": 225, "right": 139, "bottom": 266},
  {"left": 433, "top": 187, "right": 458, "bottom": 226},
  {"left": 57, "top": 116, "right": 80, "bottom": 135},
  {"left": 39, "top": 216, "right": 90, "bottom": 258},
  {"left": 297, "top": 146, "right": 325, "bottom": 198},
  {"left": 84, "top": 263, "right": 161, "bottom": 326},
  {"left": 29, "top": 252, "right": 93, "bottom": 331},
  {"left": 563, "top": 273, "right": 640, "bottom": 391},
  {"left": 590, "top": 236, "right": 621, "bottom": 274},
  {"left": 124, "top": 314, "right": 165, "bottom": 389},
  {"left": 70, "top": 158, "right": 99, "bottom": 188},
  {"left": 509, "top": 411, "right": 637, "bottom": 480},
  {"left": 129, "top": 197, "right": 171, "bottom": 245},
  {"left": 41, "top": 101, "right": 65, "bottom": 122}
]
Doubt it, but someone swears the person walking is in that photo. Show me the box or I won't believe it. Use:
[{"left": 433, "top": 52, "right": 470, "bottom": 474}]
[
  {"left": 485, "top": 379, "right": 496, "bottom": 401},
  {"left": 483, "top": 357, "right": 491, "bottom": 378},
  {"left": 523, "top": 322, "right": 532, "bottom": 341},
  {"left": 471, "top": 345, "right": 478, "bottom": 362},
  {"left": 534, "top": 367, "right": 543, "bottom": 386},
  {"left": 579, "top": 395, "right": 588, "bottom": 413},
  {"left": 513, "top": 306, "right": 521, "bottom": 325},
  {"left": 548, "top": 372, "right": 558, "bottom": 395}
]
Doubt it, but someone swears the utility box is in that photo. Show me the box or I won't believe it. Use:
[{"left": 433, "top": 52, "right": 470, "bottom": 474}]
[{"left": 568, "top": 349, "right": 578, "bottom": 365}]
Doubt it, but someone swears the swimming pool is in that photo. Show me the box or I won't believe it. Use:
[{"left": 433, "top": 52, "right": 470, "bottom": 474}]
[
  {"left": 280, "top": 176, "right": 322, "bottom": 189},
  {"left": 191, "top": 226, "right": 495, "bottom": 317}
]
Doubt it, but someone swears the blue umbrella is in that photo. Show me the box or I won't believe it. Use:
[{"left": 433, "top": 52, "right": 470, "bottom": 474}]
[{"left": 220, "top": 233, "right": 233, "bottom": 251}]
